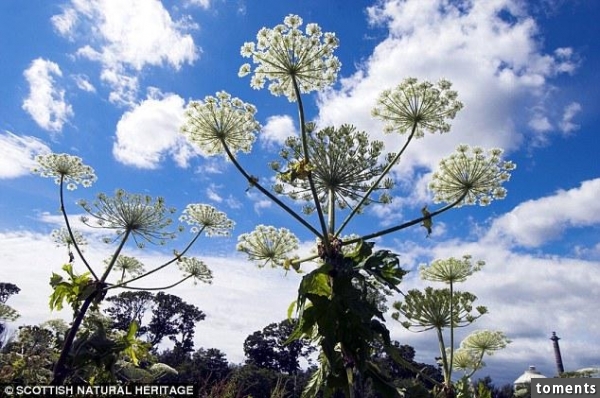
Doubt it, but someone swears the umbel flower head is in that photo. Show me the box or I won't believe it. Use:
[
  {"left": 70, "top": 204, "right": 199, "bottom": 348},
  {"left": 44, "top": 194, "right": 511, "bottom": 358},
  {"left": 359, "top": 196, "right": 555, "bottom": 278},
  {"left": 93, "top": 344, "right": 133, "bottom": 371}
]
[
  {"left": 178, "top": 257, "right": 213, "bottom": 285},
  {"left": 271, "top": 124, "right": 393, "bottom": 214},
  {"left": 32, "top": 153, "right": 97, "bottom": 190},
  {"left": 179, "top": 203, "right": 235, "bottom": 237},
  {"left": 181, "top": 91, "right": 260, "bottom": 157},
  {"left": 237, "top": 224, "right": 299, "bottom": 268},
  {"left": 460, "top": 329, "right": 511, "bottom": 355},
  {"left": 238, "top": 14, "right": 341, "bottom": 101},
  {"left": 52, "top": 227, "right": 87, "bottom": 249},
  {"left": 106, "top": 255, "right": 146, "bottom": 281},
  {"left": 429, "top": 144, "right": 516, "bottom": 207},
  {"left": 78, "top": 189, "right": 177, "bottom": 248},
  {"left": 371, "top": 77, "right": 463, "bottom": 137},
  {"left": 420, "top": 255, "right": 484, "bottom": 284}
]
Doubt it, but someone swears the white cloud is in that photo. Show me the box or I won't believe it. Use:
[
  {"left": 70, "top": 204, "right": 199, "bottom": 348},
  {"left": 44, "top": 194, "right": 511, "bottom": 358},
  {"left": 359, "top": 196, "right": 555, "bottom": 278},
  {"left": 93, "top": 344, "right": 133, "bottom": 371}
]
[
  {"left": 260, "top": 115, "right": 296, "bottom": 148},
  {"left": 485, "top": 178, "right": 600, "bottom": 248},
  {"left": 22, "top": 58, "right": 73, "bottom": 132},
  {"left": 0, "top": 132, "right": 50, "bottom": 179},
  {"left": 206, "top": 185, "right": 223, "bottom": 202},
  {"left": 52, "top": 0, "right": 199, "bottom": 105},
  {"left": 72, "top": 74, "right": 96, "bottom": 93},
  {"left": 559, "top": 102, "right": 582, "bottom": 133},
  {"left": 317, "top": 0, "right": 579, "bottom": 179},
  {"left": 185, "top": 0, "right": 211, "bottom": 9},
  {"left": 113, "top": 90, "right": 201, "bottom": 169}
]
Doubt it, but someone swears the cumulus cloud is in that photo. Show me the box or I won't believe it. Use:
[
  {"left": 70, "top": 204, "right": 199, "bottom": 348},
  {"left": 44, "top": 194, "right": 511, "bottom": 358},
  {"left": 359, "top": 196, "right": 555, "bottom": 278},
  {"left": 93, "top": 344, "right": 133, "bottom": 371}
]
[
  {"left": 51, "top": 0, "right": 199, "bottom": 105},
  {"left": 0, "top": 132, "right": 50, "bottom": 179},
  {"left": 316, "top": 0, "right": 579, "bottom": 179},
  {"left": 22, "top": 58, "right": 73, "bottom": 132},
  {"left": 260, "top": 115, "right": 296, "bottom": 148},
  {"left": 113, "top": 90, "right": 201, "bottom": 168},
  {"left": 485, "top": 178, "right": 600, "bottom": 248}
]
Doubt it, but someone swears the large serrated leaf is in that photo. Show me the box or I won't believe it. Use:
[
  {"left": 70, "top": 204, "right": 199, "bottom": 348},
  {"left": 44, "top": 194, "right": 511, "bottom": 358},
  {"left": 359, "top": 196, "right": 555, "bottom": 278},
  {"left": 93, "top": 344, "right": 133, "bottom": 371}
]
[{"left": 299, "top": 268, "right": 331, "bottom": 297}]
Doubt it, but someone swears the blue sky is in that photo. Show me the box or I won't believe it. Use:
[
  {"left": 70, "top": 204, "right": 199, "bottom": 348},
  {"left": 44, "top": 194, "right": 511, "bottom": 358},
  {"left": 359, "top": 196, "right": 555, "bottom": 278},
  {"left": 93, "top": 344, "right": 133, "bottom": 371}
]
[{"left": 1, "top": 0, "right": 599, "bottom": 386}]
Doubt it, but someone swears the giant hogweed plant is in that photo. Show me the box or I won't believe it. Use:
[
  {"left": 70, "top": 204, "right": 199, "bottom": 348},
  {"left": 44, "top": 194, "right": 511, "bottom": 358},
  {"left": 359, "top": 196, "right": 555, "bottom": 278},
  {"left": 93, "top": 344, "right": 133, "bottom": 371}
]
[
  {"left": 180, "top": 14, "right": 515, "bottom": 397},
  {"left": 393, "top": 256, "right": 511, "bottom": 398},
  {"left": 32, "top": 154, "right": 234, "bottom": 385}
]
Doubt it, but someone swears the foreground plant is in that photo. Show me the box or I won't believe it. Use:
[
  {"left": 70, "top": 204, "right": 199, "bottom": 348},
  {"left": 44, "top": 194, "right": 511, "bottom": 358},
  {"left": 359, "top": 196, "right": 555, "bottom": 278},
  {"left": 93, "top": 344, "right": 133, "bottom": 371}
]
[
  {"left": 393, "top": 256, "right": 510, "bottom": 398},
  {"left": 33, "top": 153, "right": 233, "bottom": 385},
  {"left": 179, "top": 13, "right": 516, "bottom": 398}
]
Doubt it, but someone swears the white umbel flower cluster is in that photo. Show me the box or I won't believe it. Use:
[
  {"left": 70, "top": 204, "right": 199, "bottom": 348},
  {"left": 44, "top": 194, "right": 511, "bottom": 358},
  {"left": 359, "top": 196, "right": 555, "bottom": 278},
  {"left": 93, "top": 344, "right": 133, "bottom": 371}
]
[
  {"left": 178, "top": 256, "right": 213, "bottom": 285},
  {"left": 429, "top": 145, "right": 516, "bottom": 207},
  {"left": 236, "top": 224, "right": 299, "bottom": 268},
  {"left": 420, "top": 255, "right": 485, "bottom": 284},
  {"left": 181, "top": 91, "right": 260, "bottom": 157},
  {"left": 371, "top": 77, "right": 463, "bottom": 137},
  {"left": 179, "top": 203, "right": 235, "bottom": 237},
  {"left": 239, "top": 14, "right": 341, "bottom": 102},
  {"left": 32, "top": 153, "right": 97, "bottom": 190}
]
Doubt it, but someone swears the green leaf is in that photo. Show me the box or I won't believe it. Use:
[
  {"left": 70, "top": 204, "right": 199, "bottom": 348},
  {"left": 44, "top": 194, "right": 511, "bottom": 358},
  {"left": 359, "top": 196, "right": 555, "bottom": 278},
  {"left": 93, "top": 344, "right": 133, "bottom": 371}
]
[{"left": 299, "top": 267, "right": 331, "bottom": 297}]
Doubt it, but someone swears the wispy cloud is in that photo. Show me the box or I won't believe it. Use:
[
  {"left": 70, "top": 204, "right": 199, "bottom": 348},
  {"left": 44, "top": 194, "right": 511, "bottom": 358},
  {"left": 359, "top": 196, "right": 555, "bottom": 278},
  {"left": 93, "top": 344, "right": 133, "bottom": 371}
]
[{"left": 0, "top": 132, "right": 50, "bottom": 179}]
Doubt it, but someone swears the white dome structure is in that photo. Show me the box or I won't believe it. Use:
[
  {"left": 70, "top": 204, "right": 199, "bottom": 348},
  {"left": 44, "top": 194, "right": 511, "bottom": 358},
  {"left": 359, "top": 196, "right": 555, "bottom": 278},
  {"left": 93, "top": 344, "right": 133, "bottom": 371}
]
[{"left": 514, "top": 366, "right": 547, "bottom": 389}]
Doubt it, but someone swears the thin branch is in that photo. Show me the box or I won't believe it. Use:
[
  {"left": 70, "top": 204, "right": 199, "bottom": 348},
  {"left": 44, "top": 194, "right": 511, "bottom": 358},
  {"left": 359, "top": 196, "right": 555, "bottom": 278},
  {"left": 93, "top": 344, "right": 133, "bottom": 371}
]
[
  {"left": 116, "top": 275, "right": 192, "bottom": 291},
  {"left": 220, "top": 136, "right": 323, "bottom": 238},
  {"left": 107, "top": 226, "right": 205, "bottom": 290},
  {"left": 59, "top": 177, "right": 99, "bottom": 281},
  {"left": 344, "top": 193, "right": 466, "bottom": 244},
  {"left": 336, "top": 123, "right": 417, "bottom": 237}
]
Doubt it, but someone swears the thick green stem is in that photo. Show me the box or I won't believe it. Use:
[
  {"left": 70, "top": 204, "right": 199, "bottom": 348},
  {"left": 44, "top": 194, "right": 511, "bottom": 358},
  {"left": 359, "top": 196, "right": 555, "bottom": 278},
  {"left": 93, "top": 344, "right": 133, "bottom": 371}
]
[
  {"left": 291, "top": 77, "right": 329, "bottom": 244},
  {"left": 449, "top": 281, "right": 455, "bottom": 384},
  {"left": 51, "top": 289, "right": 97, "bottom": 385},
  {"left": 436, "top": 327, "right": 451, "bottom": 386},
  {"left": 335, "top": 122, "right": 417, "bottom": 237},
  {"left": 53, "top": 229, "right": 130, "bottom": 384},
  {"left": 59, "top": 177, "right": 98, "bottom": 281},
  {"left": 220, "top": 137, "right": 323, "bottom": 239},
  {"left": 327, "top": 189, "right": 335, "bottom": 234}
]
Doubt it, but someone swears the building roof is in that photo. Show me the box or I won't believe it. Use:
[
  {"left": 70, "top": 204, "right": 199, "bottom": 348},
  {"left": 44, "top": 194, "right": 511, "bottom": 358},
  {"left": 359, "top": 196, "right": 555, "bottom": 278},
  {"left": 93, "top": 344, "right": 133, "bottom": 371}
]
[{"left": 514, "top": 366, "right": 547, "bottom": 384}]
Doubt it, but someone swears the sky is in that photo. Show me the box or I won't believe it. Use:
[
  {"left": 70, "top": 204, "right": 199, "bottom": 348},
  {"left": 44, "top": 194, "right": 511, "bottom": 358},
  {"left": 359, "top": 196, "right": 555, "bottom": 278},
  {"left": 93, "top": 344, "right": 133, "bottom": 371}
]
[{"left": 1, "top": 0, "right": 599, "bottom": 387}]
